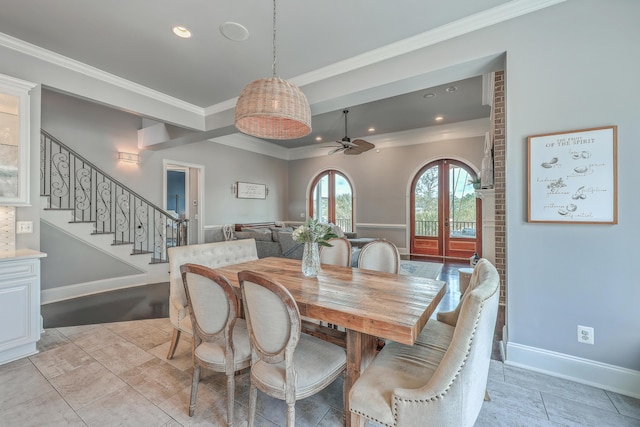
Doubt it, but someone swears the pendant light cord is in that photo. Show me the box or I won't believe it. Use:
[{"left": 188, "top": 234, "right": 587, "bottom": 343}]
[{"left": 272, "top": 0, "right": 277, "bottom": 77}]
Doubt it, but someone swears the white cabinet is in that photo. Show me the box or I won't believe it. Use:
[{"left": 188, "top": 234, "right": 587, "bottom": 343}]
[
  {"left": 0, "top": 250, "right": 46, "bottom": 365},
  {"left": 0, "top": 74, "right": 36, "bottom": 206}
]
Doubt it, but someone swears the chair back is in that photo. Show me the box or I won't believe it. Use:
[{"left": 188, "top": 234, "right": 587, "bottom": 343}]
[
  {"left": 394, "top": 258, "right": 500, "bottom": 426},
  {"left": 181, "top": 263, "right": 239, "bottom": 342},
  {"left": 319, "top": 237, "right": 352, "bottom": 267},
  {"left": 168, "top": 239, "right": 258, "bottom": 329},
  {"left": 239, "top": 270, "right": 301, "bottom": 364},
  {"left": 357, "top": 240, "right": 400, "bottom": 273}
]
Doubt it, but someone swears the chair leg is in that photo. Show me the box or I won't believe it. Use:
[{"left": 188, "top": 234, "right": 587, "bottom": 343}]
[
  {"left": 189, "top": 365, "right": 201, "bottom": 416},
  {"left": 248, "top": 383, "right": 257, "bottom": 427},
  {"left": 286, "top": 400, "right": 295, "bottom": 427},
  {"left": 226, "top": 373, "right": 235, "bottom": 427},
  {"left": 167, "top": 328, "right": 181, "bottom": 359},
  {"left": 484, "top": 389, "right": 491, "bottom": 401}
]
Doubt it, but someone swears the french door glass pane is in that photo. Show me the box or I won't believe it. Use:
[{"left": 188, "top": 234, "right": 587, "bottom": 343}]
[
  {"left": 414, "top": 166, "right": 439, "bottom": 236},
  {"left": 448, "top": 165, "right": 476, "bottom": 238},
  {"left": 312, "top": 175, "right": 329, "bottom": 223}
]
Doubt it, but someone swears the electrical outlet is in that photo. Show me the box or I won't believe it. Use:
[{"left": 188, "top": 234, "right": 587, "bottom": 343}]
[
  {"left": 577, "top": 325, "right": 594, "bottom": 345},
  {"left": 16, "top": 221, "right": 33, "bottom": 234},
  {"left": 300, "top": 212, "right": 305, "bottom": 218}
]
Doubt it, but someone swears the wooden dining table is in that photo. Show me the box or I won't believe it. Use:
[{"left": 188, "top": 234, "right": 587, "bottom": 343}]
[{"left": 215, "top": 257, "right": 446, "bottom": 427}]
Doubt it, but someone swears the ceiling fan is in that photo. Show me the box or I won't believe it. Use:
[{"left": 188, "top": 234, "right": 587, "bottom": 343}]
[{"left": 327, "top": 109, "right": 375, "bottom": 155}]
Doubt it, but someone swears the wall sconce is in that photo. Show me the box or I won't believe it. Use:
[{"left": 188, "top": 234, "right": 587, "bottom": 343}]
[{"left": 118, "top": 152, "right": 140, "bottom": 164}]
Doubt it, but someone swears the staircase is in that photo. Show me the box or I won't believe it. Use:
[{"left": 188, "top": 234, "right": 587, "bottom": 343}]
[{"left": 40, "top": 130, "right": 187, "bottom": 293}]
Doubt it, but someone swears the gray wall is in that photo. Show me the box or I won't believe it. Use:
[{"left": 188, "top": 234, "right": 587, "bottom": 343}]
[
  {"left": 40, "top": 221, "right": 142, "bottom": 289},
  {"left": 288, "top": 136, "right": 485, "bottom": 248},
  {"left": 41, "top": 89, "right": 289, "bottom": 227},
  {"left": 501, "top": 1, "right": 639, "bottom": 371}
]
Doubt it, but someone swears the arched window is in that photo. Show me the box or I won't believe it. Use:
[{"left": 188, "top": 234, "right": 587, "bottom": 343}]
[{"left": 309, "top": 170, "right": 354, "bottom": 232}]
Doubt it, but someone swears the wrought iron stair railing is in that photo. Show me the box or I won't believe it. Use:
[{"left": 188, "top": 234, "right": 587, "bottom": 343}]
[{"left": 40, "top": 130, "right": 187, "bottom": 264}]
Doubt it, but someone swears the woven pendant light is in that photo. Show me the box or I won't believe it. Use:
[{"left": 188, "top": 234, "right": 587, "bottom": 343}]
[{"left": 234, "top": 0, "right": 311, "bottom": 140}]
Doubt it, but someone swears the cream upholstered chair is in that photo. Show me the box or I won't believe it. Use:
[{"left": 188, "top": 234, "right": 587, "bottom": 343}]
[
  {"left": 357, "top": 240, "right": 400, "bottom": 273},
  {"left": 319, "top": 237, "right": 352, "bottom": 267},
  {"left": 180, "top": 264, "right": 251, "bottom": 426},
  {"left": 239, "top": 270, "right": 347, "bottom": 427},
  {"left": 348, "top": 258, "right": 500, "bottom": 427},
  {"left": 167, "top": 239, "right": 258, "bottom": 359}
]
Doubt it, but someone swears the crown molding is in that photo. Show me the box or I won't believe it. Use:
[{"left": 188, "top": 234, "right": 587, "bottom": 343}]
[
  {"left": 0, "top": 32, "right": 204, "bottom": 116},
  {"left": 288, "top": 0, "right": 567, "bottom": 89}
]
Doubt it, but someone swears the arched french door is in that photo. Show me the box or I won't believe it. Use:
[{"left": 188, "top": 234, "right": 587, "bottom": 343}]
[
  {"left": 309, "top": 170, "right": 354, "bottom": 232},
  {"left": 410, "top": 159, "right": 481, "bottom": 261}
]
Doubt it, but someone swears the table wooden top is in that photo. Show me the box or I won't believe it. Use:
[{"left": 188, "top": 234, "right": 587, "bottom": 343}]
[{"left": 215, "top": 257, "right": 446, "bottom": 345}]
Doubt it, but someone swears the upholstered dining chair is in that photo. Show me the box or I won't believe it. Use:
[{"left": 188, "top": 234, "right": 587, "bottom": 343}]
[
  {"left": 319, "top": 237, "right": 352, "bottom": 267},
  {"left": 348, "top": 258, "right": 500, "bottom": 427},
  {"left": 357, "top": 239, "right": 400, "bottom": 274},
  {"left": 180, "top": 263, "right": 252, "bottom": 427},
  {"left": 167, "top": 239, "right": 258, "bottom": 360},
  {"left": 239, "top": 270, "right": 347, "bottom": 427}
]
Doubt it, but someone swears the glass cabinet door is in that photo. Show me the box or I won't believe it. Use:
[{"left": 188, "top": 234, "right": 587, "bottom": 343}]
[{"left": 0, "top": 74, "right": 36, "bottom": 206}]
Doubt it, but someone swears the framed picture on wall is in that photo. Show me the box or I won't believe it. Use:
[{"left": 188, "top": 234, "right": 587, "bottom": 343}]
[
  {"left": 236, "top": 181, "right": 267, "bottom": 199},
  {"left": 527, "top": 126, "right": 617, "bottom": 224}
]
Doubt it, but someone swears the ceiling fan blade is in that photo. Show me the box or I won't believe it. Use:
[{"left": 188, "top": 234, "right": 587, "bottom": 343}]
[
  {"left": 336, "top": 139, "right": 357, "bottom": 148},
  {"left": 344, "top": 139, "right": 375, "bottom": 155},
  {"left": 328, "top": 147, "right": 344, "bottom": 155}
]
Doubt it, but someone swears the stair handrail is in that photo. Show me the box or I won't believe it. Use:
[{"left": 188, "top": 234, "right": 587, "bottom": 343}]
[
  {"left": 41, "top": 130, "right": 177, "bottom": 218},
  {"left": 40, "top": 129, "right": 188, "bottom": 263}
]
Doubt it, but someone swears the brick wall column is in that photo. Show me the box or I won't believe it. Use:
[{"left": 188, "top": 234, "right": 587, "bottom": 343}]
[{"left": 492, "top": 71, "right": 506, "bottom": 305}]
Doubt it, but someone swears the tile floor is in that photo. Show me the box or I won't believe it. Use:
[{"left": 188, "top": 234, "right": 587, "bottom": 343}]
[
  {"left": 1, "top": 317, "right": 639, "bottom": 427},
  {"left": 8, "top": 262, "right": 640, "bottom": 426}
]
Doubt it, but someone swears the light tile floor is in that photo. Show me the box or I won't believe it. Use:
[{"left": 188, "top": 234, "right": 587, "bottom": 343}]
[{"left": 1, "top": 318, "right": 639, "bottom": 427}]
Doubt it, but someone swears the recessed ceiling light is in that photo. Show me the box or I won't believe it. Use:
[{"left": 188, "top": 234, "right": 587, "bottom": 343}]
[
  {"left": 368, "top": 127, "right": 375, "bottom": 132},
  {"left": 315, "top": 136, "right": 322, "bottom": 141},
  {"left": 435, "top": 116, "right": 444, "bottom": 121},
  {"left": 220, "top": 22, "right": 249, "bottom": 41},
  {"left": 173, "top": 26, "right": 192, "bottom": 38},
  {"left": 445, "top": 86, "right": 458, "bottom": 93},
  {"left": 423, "top": 92, "right": 436, "bottom": 98}
]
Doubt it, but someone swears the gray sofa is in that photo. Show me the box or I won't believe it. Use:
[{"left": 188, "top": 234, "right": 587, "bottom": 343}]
[
  {"left": 205, "top": 222, "right": 361, "bottom": 260},
  {"left": 234, "top": 227, "right": 305, "bottom": 259}
]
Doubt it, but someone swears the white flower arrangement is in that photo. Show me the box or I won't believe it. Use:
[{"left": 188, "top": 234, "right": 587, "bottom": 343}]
[{"left": 292, "top": 218, "right": 337, "bottom": 247}]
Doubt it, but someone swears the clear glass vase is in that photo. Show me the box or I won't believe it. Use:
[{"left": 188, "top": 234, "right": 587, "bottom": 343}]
[{"left": 301, "top": 241, "right": 321, "bottom": 277}]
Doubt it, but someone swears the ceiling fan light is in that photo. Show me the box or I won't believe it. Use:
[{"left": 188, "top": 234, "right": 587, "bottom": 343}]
[{"left": 234, "top": 77, "right": 311, "bottom": 140}]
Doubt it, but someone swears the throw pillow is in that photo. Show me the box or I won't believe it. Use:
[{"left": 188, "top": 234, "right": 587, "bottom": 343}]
[
  {"left": 277, "top": 232, "right": 304, "bottom": 259},
  {"left": 327, "top": 223, "right": 345, "bottom": 238}
]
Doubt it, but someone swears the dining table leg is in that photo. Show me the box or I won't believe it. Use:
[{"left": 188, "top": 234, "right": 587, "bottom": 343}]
[{"left": 345, "top": 329, "right": 378, "bottom": 427}]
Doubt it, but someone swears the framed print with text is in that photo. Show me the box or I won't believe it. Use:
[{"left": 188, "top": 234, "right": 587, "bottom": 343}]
[
  {"left": 527, "top": 126, "right": 617, "bottom": 224},
  {"left": 236, "top": 181, "right": 267, "bottom": 199}
]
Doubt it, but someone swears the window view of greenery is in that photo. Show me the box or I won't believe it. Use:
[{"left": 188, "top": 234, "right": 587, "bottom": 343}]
[
  {"left": 415, "top": 165, "right": 476, "bottom": 237},
  {"left": 311, "top": 172, "right": 353, "bottom": 232},
  {"left": 335, "top": 194, "right": 352, "bottom": 233}
]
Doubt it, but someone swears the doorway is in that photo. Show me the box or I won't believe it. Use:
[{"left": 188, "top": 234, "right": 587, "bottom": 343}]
[
  {"left": 410, "top": 159, "right": 481, "bottom": 261},
  {"left": 163, "top": 160, "right": 204, "bottom": 244}
]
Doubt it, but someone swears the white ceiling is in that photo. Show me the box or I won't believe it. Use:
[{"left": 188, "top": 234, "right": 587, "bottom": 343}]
[{"left": 0, "top": 0, "right": 552, "bottom": 149}]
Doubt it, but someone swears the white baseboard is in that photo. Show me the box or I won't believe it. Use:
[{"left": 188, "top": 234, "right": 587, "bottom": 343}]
[
  {"left": 505, "top": 341, "right": 640, "bottom": 399},
  {"left": 41, "top": 274, "right": 149, "bottom": 304}
]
